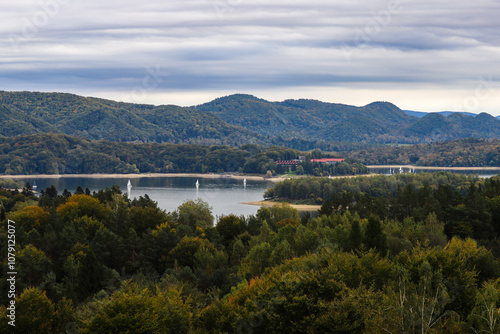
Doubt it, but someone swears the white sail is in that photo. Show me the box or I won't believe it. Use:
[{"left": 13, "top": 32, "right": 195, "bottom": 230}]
[{"left": 127, "top": 180, "right": 132, "bottom": 188}]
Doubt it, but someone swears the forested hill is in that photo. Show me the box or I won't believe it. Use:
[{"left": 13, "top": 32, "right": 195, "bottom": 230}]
[
  {"left": 0, "top": 91, "right": 264, "bottom": 146},
  {"left": 347, "top": 138, "right": 500, "bottom": 167},
  {"left": 0, "top": 133, "right": 367, "bottom": 175},
  {"left": 195, "top": 94, "right": 500, "bottom": 143},
  {"left": 195, "top": 94, "right": 417, "bottom": 142},
  {"left": 0, "top": 90, "right": 499, "bottom": 145}
]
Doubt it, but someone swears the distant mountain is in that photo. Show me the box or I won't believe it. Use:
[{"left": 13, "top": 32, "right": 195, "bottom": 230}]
[
  {"left": 0, "top": 91, "right": 498, "bottom": 146},
  {"left": 400, "top": 112, "right": 500, "bottom": 142},
  {"left": 404, "top": 110, "right": 485, "bottom": 118},
  {"left": 197, "top": 95, "right": 499, "bottom": 143},
  {"left": 195, "top": 95, "right": 416, "bottom": 142},
  {"left": 404, "top": 110, "right": 428, "bottom": 118}
]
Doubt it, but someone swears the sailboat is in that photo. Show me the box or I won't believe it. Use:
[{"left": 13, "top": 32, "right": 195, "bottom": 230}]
[
  {"left": 127, "top": 180, "right": 132, "bottom": 188},
  {"left": 196, "top": 179, "right": 199, "bottom": 188},
  {"left": 243, "top": 178, "right": 247, "bottom": 186},
  {"left": 32, "top": 181, "right": 37, "bottom": 189}
]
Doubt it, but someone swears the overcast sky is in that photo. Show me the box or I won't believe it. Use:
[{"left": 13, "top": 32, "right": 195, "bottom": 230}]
[{"left": 1, "top": 0, "right": 499, "bottom": 115}]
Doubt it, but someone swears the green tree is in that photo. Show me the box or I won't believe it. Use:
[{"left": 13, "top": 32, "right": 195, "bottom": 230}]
[
  {"left": 77, "top": 249, "right": 104, "bottom": 301},
  {"left": 241, "top": 242, "right": 272, "bottom": 276},
  {"left": 7, "top": 206, "right": 50, "bottom": 232},
  {"left": 270, "top": 240, "right": 294, "bottom": 266},
  {"left": 167, "top": 236, "right": 210, "bottom": 268},
  {"left": 82, "top": 284, "right": 192, "bottom": 334},
  {"left": 16, "top": 244, "right": 52, "bottom": 290},
  {"left": 177, "top": 199, "right": 214, "bottom": 230},
  {"left": 469, "top": 281, "right": 500, "bottom": 334},
  {"left": 364, "top": 215, "right": 387, "bottom": 253},
  {"left": 348, "top": 219, "right": 363, "bottom": 250},
  {"left": 15, "top": 287, "right": 55, "bottom": 334},
  {"left": 216, "top": 214, "right": 245, "bottom": 249},
  {"left": 129, "top": 206, "right": 168, "bottom": 235}
]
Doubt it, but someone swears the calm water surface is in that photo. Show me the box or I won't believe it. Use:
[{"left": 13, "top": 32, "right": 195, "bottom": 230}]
[
  {"left": 18, "top": 177, "right": 273, "bottom": 218},
  {"left": 15, "top": 169, "right": 498, "bottom": 216}
]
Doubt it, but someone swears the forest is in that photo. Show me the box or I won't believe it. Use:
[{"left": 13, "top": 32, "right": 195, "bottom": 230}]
[
  {"left": 0, "top": 134, "right": 498, "bottom": 177},
  {"left": 1, "top": 91, "right": 498, "bottom": 146},
  {"left": 0, "top": 133, "right": 366, "bottom": 176},
  {"left": 1, "top": 172, "right": 500, "bottom": 333},
  {"left": 346, "top": 138, "right": 500, "bottom": 167}
]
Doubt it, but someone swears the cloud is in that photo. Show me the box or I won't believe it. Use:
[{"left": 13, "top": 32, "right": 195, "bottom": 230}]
[{"left": 0, "top": 0, "right": 499, "bottom": 114}]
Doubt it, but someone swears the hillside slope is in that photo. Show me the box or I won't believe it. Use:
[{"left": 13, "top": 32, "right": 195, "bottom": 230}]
[
  {"left": 1, "top": 91, "right": 498, "bottom": 145},
  {"left": 0, "top": 91, "right": 264, "bottom": 145},
  {"left": 195, "top": 95, "right": 418, "bottom": 142}
]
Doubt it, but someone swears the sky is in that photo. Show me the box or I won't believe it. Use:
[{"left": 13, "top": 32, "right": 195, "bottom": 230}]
[{"left": 1, "top": 0, "right": 499, "bottom": 116}]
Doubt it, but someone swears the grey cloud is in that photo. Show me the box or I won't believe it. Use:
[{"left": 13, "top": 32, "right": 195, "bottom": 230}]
[{"left": 0, "top": 0, "right": 499, "bottom": 114}]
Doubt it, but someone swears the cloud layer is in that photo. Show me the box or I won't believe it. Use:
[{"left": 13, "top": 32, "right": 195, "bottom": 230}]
[{"left": 1, "top": 0, "right": 499, "bottom": 114}]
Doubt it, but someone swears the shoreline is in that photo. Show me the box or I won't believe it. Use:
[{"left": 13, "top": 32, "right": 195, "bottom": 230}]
[
  {"left": 0, "top": 172, "right": 286, "bottom": 183},
  {"left": 0, "top": 172, "right": 374, "bottom": 183},
  {"left": 241, "top": 200, "right": 321, "bottom": 212},
  {"left": 366, "top": 165, "right": 500, "bottom": 171},
  {"left": 0, "top": 166, "right": 496, "bottom": 183}
]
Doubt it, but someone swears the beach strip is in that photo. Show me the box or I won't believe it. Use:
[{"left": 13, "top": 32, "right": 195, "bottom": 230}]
[{"left": 241, "top": 200, "right": 321, "bottom": 212}]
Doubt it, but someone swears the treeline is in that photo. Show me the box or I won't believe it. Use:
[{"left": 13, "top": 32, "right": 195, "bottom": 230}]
[
  {"left": 0, "top": 133, "right": 364, "bottom": 176},
  {"left": 346, "top": 138, "right": 500, "bottom": 167},
  {"left": 1, "top": 178, "right": 500, "bottom": 332},
  {"left": 1, "top": 135, "right": 498, "bottom": 178},
  {"left": 0, "top": 178, "right": 21, "bottom": 190},
  {"left": 271, "top": 136, "right": 382, "bottom": 152},
  {"left": 266, "top": 173, "right": 500, "bottom": 244}
]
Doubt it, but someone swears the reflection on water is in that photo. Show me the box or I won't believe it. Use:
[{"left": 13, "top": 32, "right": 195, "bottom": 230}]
[
  {"left": 15, "top": 170, "right": 498, "bottom": 216},
  {"left": 16, "top": 177, "right": 273, "bottom": 218}
]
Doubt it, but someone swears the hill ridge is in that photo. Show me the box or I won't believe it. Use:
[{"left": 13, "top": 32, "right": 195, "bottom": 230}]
[{"left": 0, "top": 90, "right": 498, "bottom": 146}]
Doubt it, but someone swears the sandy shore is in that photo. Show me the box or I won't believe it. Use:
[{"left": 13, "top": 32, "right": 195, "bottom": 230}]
[
  {"left": 0, "top": 172, "right": 287, "bottom": 183},
  {"left": 3, "top": 166, "right": 492, "bottom": 183},
  {"left": 242, "top": 200, "right": 321, "bottom": 212},
  {"left": 366, "top": 165, "right": 500, "bottom": 171},
  {"left": 0, "top": 173, "right": 380, "bottom": 184}
]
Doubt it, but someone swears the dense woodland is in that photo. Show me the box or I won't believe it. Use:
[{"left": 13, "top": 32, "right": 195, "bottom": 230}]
[
  {"left": 266, "top": 173, "right": 500, "bottom": 244},
  {"left": 0, "top": 133, "right": 366, "bottom": 176},
  {"left": 0, "top": 91, "right": 263, "bottom": 146},
  {"left": 0, "top": 134, "right": 498, "bottom": 177},
  {"left": 346, "top": 138, "right": 500, "bottom": 167},
  {"left": 1, "top": 173, "right": 500, "bottom": 332}
]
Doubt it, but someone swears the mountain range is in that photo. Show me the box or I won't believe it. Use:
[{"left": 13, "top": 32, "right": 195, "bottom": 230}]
[
  {"left": 0, "top": 91, "right": 498, "bottom": 146},
  {"left": 404, "top": 109, "right": 500, "bottom": 120}
]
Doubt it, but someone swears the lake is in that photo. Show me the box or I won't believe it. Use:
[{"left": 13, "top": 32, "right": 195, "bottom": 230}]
[
  {"left": 366, "top": 166, "right": 499, "bottom": 179},
  {"left": 13, "top": 168, "right": 499, "bottom": 217},
  {"left": 17, "top": 176, "right": 274, "bottom": 218}
]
